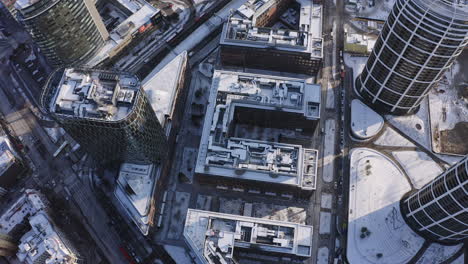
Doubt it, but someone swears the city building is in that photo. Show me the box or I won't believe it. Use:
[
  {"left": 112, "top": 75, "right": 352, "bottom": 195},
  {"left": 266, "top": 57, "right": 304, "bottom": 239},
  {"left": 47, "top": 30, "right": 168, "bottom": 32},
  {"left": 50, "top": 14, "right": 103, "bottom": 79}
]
[
  {"left": 355, "top": 0, "right": 468, "bottom": 115},
  {"left": 113, "top": 52, "right": 189, "bottom": 235},
  {"left": 0, "top": 190, "right": 80, "bottom": 263},
  {"left": 184, "top": 209, "right": 313, "bottom": 264},
  {"left": 13, "top": 0, "right": 109, "bottom": 67},
  {"left": 196, "top": 70, "right": 320, "bottom": 193},
  {"left": 114, "top": 163, "right": 160, "bottom": 235},
  {"left": 41, "top": 68, "right": 167, "bottom": 165},
  {"left": 220, "top": 0, "right": 323, "bottom": 75},
  {"left": 87, "top": 0, "right": 163, "bottom": 67},
  {"left": 0, "top": 132, "right": 25, "bottom": 198},
  {"left": 402, "top": 156, "right": 468, "bottom": 244}
]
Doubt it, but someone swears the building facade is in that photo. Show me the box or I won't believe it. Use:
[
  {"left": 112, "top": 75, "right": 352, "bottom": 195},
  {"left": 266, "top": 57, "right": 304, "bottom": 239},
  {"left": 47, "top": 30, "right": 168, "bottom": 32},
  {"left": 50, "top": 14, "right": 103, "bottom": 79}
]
[
  {"left": 401, "top": 156, "right": 468, "bottom": 244},
  {"left": 42, "top": 68, "right": 167, "bottom": 165},
  {"left": 356, "top": 0, "right": 468, "bottom": 115},
  {"left": 14, "top": 0, "right": 109, "bottom": 67}
]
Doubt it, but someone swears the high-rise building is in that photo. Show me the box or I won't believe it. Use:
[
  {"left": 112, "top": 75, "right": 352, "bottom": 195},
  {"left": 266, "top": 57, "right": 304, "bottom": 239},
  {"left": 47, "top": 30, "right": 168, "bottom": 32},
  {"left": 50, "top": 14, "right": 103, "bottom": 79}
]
[
  {"left": 356, "top": 0, "right": 468, "bottom": 115},
  {"left": 401, "top": 156, "right": 468, "bottom": 244},
  {"left": 41, "top": 68, "right": 167, "bottom": 164},
  {"left": 14, "top": 0, "right": 109, "bottom": 67}
]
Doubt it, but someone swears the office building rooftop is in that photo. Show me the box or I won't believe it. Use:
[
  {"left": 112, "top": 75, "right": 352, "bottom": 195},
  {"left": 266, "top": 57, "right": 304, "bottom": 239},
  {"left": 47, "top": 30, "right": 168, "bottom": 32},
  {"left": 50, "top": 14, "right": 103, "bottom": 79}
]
[
  {"left": 17, "top": 213, "right": 78, "bottom": 264},
  {"left": 221, "top": 0, "right": 323, "bottom": 58},
  {"left": 114, "top": 163, "right": 159, "bottom": 235},
  {"left": 48, "top": 68, "right": 141, "bottom": 121},
  {"left": 196, "top": 71, "right": 319, "bottom": 190},
  {"left": 184, "top": 209, "right": 313, "bottom": 264}
]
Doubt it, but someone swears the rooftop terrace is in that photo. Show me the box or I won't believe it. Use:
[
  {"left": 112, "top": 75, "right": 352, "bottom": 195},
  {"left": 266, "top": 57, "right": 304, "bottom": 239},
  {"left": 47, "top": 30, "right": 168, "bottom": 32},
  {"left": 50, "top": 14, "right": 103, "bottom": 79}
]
[
  {"left": 221, "top": 0, "right": 323, "bottom": 57},
  {"left": 196, "top": 71, "right": 319, "bottom": 190},
  {"left": 184, "top": 209, "right": 313, "bottom": 264},
  {"left": 49, "top": 68, "right": 141, "bottom": 121}
]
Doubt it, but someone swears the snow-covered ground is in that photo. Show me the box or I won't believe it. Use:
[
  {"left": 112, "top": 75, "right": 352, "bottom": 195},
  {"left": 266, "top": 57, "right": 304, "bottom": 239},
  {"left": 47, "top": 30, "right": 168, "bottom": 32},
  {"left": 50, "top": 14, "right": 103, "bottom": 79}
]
[
  {"left": 386, "top": 97, "right": 431, "bottom": 150},
  {"left": 323, "top": 119, "right": 336, "bottom": 183},
  {"left": 348, "top": 148, "right": 424, "bottom": 264},
  {"left": 415, "top": 243, "right": 463, "bottom": 264},
  {"left": 374, "top": 127, "right": 415, "bottom": 147},
  {"left": 344, "top": 53, "right": 368, "bottom": 84},
  {"left": 321, "top": 193, "right": 332, "bottom": 209},
  {"left": 319, "top": 212, "right": 331, "bottom": 235},
  {"left": 428, "top": 60, "right": 467, "bottom": 154},
  {"left": 452, "top": 254, "right": 465, "bottom": 264},
  {"left": 351, "top": 99, "right": 384, "bottom": 140},
  {"left": 317, "top": 247, "right": 330, "bottom": 264},
  {"left": 163, "top": 245, "right": 194, "bottom": 264},
  {"left": 353, "top": 0, "right": 396, "bottom": 20},
  {"left": 393, "top": 151, "right": 443, "bottom": 189},
  {"left": 435, "top": 153, "right": 464, "bottom": 166}
]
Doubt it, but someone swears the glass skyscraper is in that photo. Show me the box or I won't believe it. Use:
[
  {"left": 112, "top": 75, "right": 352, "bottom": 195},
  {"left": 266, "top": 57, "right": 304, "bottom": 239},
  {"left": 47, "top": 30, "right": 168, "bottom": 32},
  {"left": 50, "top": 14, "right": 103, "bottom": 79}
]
[
  {"left": 356, "top": 0, "right": 468, "bottom": 115},
  {"left": 402, "top": 156, "right": 468, "bottom": 244}
]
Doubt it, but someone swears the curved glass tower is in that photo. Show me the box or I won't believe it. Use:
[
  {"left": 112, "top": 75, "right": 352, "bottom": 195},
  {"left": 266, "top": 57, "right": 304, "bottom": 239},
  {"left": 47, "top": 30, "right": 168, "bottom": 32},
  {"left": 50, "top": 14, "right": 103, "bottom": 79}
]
[
  {"left": 356, "top": 0, "right": 468, "bottom": 115},
  {"left": 15, "top": 0, "right": 108, "bottom": 67},
  {"left": 42, "top": 68, "right": 168, "bottom": 164},
  {"left": 402, "top": 156, "right": 468, "bottom": 244}
]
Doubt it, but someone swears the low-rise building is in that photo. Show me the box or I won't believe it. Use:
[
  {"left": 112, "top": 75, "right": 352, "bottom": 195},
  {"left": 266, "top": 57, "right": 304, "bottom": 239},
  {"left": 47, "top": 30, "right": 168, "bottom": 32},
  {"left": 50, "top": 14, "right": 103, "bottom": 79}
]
[
  {"left": 0, "top": 190, "right": 80, "bottom": 263},
  {"left": 184, "top": 209, "right": 313, "bottom": 264},
  {"left": 220, "top": 0, "right": 323, "bottom": 75},
  {"left": 196, "top": 70, "right": 320, "bottom": 193}
]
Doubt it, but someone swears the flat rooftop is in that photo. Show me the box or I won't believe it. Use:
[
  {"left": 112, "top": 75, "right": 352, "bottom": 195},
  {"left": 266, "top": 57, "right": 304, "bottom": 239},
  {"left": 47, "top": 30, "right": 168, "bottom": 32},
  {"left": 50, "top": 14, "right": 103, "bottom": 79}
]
[
  {"left": 184, "top": 209, "right": 313, "bottom": 264},
  {"left": 114, "top": 163, "right": 159, "bottom": 235},
  {"left": 49, "top": 68, "right": 141, "bottom": 121},
  {"left": 221, "top": 0, "right": 323, "bottom": 58},
  {"left": 17, "top": 213, "right": 78, "bottom": 264},
  {"left": 0, "top": 190, "right": 46, "bottom": 235},
  {"left": 196, "top": 70, "right": 319, "bottom": 190}
]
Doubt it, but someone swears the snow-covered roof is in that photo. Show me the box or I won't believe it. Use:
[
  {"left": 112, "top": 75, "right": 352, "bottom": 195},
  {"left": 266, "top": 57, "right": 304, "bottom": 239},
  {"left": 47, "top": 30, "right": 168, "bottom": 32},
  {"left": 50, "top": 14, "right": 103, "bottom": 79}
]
[
  {"left": 221, "top": 0, "right": 323, "bottom": 58},
  {"left": 195, "top": 70, "right": 320, "bottom": 190},
  {"left": 48, "top": 68, "right": 141, "bottom": 122},
  {"left": 184, "top": 209, "right": 313, "bottom": 264},
  {"left": 350, "top": 99, "right": 383, "bottom": 140},
  {"left": 114, "top": 162, "right": 160, "bottom": 235},
  {"left": 142, "top": 51, "right": 188, "bottom": 128},
  {"left": 17, "top": 213, "right": 78, "bottom": 264}
]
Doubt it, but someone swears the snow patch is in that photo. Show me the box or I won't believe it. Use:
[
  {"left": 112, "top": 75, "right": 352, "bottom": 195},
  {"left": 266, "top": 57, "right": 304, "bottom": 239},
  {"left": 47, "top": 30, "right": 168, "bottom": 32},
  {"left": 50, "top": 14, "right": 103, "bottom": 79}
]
[
  {"left": 393, "top": 151, "right": 443, "bottom": 189},
  {"left": 347, "top": 148, "right": 424, "bottom": 264},
  {"left": 416, "top": 243, "right": 463, "bottom": 264},
  {"left": 319, "top": 212, "right": 331, "bottom": 235},
  {"left": 351, "top": 99, "right": 384, "bottom": 140},
  {"left": 386, "top": 97, "right": 431, "bottom": 150},
  {"left": 374, "top": 127, "right": 415, "bottom": 147}
]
